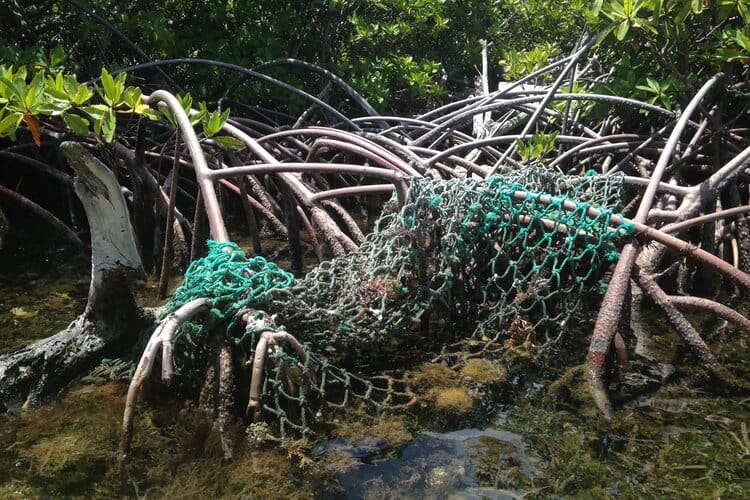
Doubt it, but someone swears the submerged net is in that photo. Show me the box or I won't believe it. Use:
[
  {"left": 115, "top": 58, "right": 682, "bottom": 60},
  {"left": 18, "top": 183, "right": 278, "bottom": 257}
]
[{"left": 159, "top": 166, "right": 633, "bottom": 436}]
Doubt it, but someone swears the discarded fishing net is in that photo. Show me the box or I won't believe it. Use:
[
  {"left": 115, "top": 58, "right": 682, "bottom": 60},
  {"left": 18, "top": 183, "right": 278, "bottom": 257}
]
[
  {"left": 154, "top": 166, "right": 634, "bottom": 437},
  {"left": 91, "top": 242, "right": 296, "bottom": 382},
  {"left": 166, "top": 240, "right": 294, "bottom": 373},
  {"left": 248, "top": 166, "right": 633, "bottom": 434},
  {"left": 265, "top": 166, "right": 631, "bottom": 352}
]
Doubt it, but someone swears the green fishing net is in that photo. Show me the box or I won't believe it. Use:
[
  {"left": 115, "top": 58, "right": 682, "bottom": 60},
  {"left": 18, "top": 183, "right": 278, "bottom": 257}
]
[
  {"left": 151, "top": 166, "right": 633, "bottom": 436},
  {"left": 265, "top": 167, "right": 632, "bottom": 355},
  {"left": 165, "top": 240, "right": 294, "bottom": 372}
]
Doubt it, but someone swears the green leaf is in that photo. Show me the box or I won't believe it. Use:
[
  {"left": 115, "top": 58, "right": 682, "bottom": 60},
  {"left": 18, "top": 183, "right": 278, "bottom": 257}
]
[
  {"left": 49, "top": 46, "right": 65, "bottom": 68},
  {"left": 101, "top": 107, "right": 116, "bottom": 143},
  {"left": 63, "top": 113, "right": 91, "bottom": 136},
  {"left": 730, "top": 28, "right": 750, "bottom": 51},
  {"left": 72, "top": 84, "right": 93, "bottom": 105},
  {"left": 161, "top": 107, "right": 176, "bottom": 126},
  {"left": 44, "top": 84, "right": 69, "bottom": 102},
  {"left": 651, "top": 0, "right": 663, "bottom": 19},
  {"left": 138, "top": 107, "right": 161, "bottom": 121},
  {"left": 114, "top": 71, "right": 127, "bottom": 91},
  {"left": 189, "top": 108, "right": 207, "bottom": 126},
  {"left": 122, "top": 86, "right": 143, "bottom": 109},
  {"left": 660, "top": 94, "right": 672, "bottom": 110},
  {"left": 82, "top": 104, "right": 109, "bottom": 121},
  {"left": 177, "top": 93, "right": 193, "bottom": 114},
  {"left": 25, "top": 72, "right": 45, "bottom": 111},
  {"left": 203, "top": 108, "right": 231, "bottom": 137},
  {"left": 714, "top": 48, "right": 749, "bottom": 62},
  {"left": 623, "top": 0, "right": 633, "bottom": 16},
  {"left": 53, "top": 71, "right": 64, "bottom": 92},
  {"left": 615, "top": 20, "right": 630, "bottom": 40},
  {"left": 36, "top": 101, "right": 68, "bottom": 116},
  {"left": 99, "top": 68, "right": 125, "bottom": 106},
  {"left": 0, "top": 111, "right": 24, "bottom": 139},
  {"left": 212, "top": 135, "right": 245, "bottom": 149},
  {"left": 739, "top": 0, "right": 750, "bottom": 23},
  {"left": 206, "top": 111, "right": 221, "bottom": 136},
  {"left": 63, "top": 74, "right": 79, "bottom": 96},
  {"left": 631, "top": 16, "right": 657, "bottom": 34},
  {"left": 592, "top": 0, "right": 604, "bottom": 17},
  {"left": 609, "top": 0, "right": 627, "bottom": 18},
  {"left": 100, "top": 67, "right": 115, "bottom": 106},
  {"left": 0, "top": 76, "right": 24, "bottom": 104},
  {"left": 676, "top": 0, "right": 692, "bottom": 22},
  {"left": 3, "top": 66, "right": 28, "bottom": 86}
]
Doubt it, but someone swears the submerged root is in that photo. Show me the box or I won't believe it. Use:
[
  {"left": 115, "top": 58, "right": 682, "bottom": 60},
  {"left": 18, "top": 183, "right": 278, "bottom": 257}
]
[
  {"left": 120, "top": 298, "right": 212, "bottom": 458},
  {"left": 634, "top": 268, "right": 749, "bottom": 391}
]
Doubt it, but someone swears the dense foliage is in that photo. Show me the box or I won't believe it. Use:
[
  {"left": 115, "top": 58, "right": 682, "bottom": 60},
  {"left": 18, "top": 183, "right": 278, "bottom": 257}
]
[
  {"left": 592, "top": 0, "right": 750, "bottom": 113},
  {"left": 2, "top": 0, "right": 590, "bottom": 111},
  {"left": 0, "top": 63, "right": 239, "bottom": 147},
  {"left": 0, "top": 1, "right": 747, "bottom": 152}
]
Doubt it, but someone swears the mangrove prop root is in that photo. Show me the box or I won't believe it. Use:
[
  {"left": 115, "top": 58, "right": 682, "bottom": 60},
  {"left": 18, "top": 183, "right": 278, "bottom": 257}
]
[
  {"left": 634, "top": 268, "right": 747, "bottom": 390},
  {"left": 8, "top": 57, "right": 750, "bottom": 448},
  {"left": 667, "top": 295, "right": 750, "bottom": 332},
  {"left": 246, "top": 329, "right": 309, "bottom": 422},
  {"left": 587, "top": 243, "right": 639, "bottom": 420},
  {"left": 120, "top": 298, "right": 211, "bottom": 458},
  {"left": 198, "top": 332, "right": 237, "bottom": 461}
]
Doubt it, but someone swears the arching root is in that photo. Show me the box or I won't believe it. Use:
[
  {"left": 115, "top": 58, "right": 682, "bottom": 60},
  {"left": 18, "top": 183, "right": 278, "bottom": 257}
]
[
  {"left": 119, "top": 298, "right": 211, "bottom": 458},
  {"left": 246, "top": 327, "right": 310, "bottom": 423},
  {"left": 633, "top": 268, "right": 749, "bottom": 390}
]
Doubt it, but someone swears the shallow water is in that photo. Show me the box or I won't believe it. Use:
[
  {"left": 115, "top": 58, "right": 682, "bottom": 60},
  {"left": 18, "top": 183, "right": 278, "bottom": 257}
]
[
  {"left": 1, "top": 232, "right": 749, "bottom": 498},
  {"left": 319, "top": 427, "right": 540, "bottom": 499},
  {"left": 2, "top": 376, "right": 747, "bottom": 498},
  {"left": 0, "top": 230, "right": 89, "bottom": 353}
]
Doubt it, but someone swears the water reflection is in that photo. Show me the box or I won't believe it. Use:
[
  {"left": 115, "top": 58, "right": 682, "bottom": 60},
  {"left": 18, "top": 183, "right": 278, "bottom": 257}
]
[{"left": 321, "top": 426, "right": 541, "bottom": 499}]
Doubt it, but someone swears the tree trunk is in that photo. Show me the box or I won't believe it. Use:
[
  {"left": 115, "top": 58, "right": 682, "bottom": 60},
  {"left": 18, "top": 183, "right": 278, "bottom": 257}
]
[{"left": 0, "top": 142, "right": 149, "bottom": 412}]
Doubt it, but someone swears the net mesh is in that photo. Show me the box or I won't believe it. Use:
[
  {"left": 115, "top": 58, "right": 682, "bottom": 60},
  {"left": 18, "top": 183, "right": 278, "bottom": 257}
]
[
  {"left": 161, "top": 166, "right": 633, "bottom": 436},
  {"left": 165, "top": 240, "right": 294, "bottom": 372},
  {"left": 265, "top": 167, "right": 631, "bottom": 354}
]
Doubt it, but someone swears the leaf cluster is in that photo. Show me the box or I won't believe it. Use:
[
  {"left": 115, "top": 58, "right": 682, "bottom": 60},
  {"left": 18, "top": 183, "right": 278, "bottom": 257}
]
[
  {"left": 589, "top": 0, "right": 750, "bottom": 112},
  {"left": 2, "top": 0, "right": 590, "bottom": 113},
  {"left": 0, "top": 57, "right": 240, "bottom": 148}
]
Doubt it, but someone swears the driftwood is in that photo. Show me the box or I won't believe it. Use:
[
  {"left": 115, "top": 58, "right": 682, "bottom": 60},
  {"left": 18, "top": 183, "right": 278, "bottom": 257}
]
[{"left": 0, "top": 142, "right": 149, "bottom": 411}]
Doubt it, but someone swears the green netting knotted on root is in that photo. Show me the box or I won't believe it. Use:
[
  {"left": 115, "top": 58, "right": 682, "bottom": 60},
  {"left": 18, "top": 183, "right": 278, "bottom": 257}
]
[
  {"left": 264, "top": 167, "right": 633, "bottom": 359},
  {"left": 239, "top": 313, "right": 414, "bottom": 438},
  {"left": 165, "top": 240, "right": 294, "bottom": 371}
]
